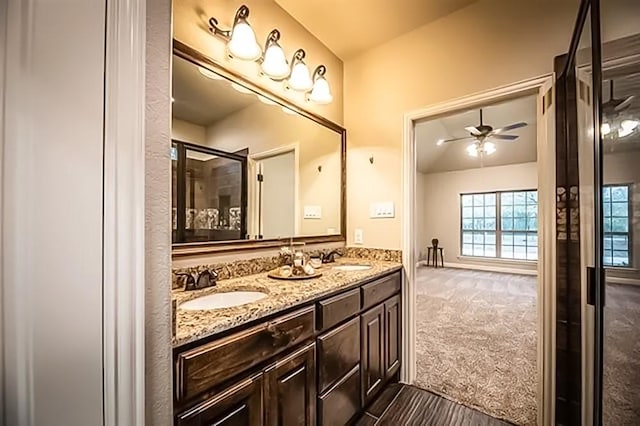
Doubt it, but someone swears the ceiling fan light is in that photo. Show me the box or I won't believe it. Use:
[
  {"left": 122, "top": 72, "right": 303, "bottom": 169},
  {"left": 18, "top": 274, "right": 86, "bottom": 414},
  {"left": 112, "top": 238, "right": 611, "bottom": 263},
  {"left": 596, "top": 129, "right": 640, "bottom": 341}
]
[
  {"left": 621, "top": 119, "right": 639, "bottom": 132},
  {"left": 228, "top": 19, "right": 262, "bottom": 61},
  {"left": 466, "top": 144, "right": 479, "bottom": 157},
  {"left": 484, "top": 142, "right": 496, "bottom": 155},
  {"left": 601, "top": 122, "right": 611, "bottom": 136},
  {"left": 436, "top": 139, "right": 445, "bottom": 146}
]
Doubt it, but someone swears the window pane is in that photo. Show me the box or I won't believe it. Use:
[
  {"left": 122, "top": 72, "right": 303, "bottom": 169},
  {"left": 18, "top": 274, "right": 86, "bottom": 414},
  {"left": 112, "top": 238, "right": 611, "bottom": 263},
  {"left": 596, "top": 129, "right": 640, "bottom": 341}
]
[
  {"left": 527, "top": 234, "right": 538, "bottom": 245},
  {"left": 514, "top": 245, "right": 527, "bottom": 259},
  {"left": 473, "top": 232, "right": 484, "bottom": 244},
  {"left": 474, "top": 206, "right": 484, "bottom": 217},
  {"left": 474, "top": 218, "right": 484, "bottom": 230},
  {"left": 611, "top": 202, "right": 628, "bottom": 217},
  {"left": 502, "top": 246, "right": 514, "bottom": 258},
  {"left": 462, "top": 244, "right": 473, "bottom": 256},
  {"left": 527, "top": 217, "right": 538, "bottom": 231},
  {"left": 514, "top": 217, "right": 527, "bottom": 230},
  {"left": 462, "top": 194, "right": 473, "bottom": 206},
  {"left": 463, "top": 232, "right": 473, "bottom": 243},
  {"left": 485, "top": 206, "right": 496, "bottom": 218},
  {"left": 462, "top": 219, "right": 473, "bottom": 230},
  {"left": 502, "top": 232, "right": 513, "bottom": 245},
  {"left": 485, "top": 232, "right": 496, "bottom": 245},
  {"left": 514, "top": 192, "right": 526, "bottom": 205},
  {"left": 611, "top": 186, "right": 628, "bottom": 202},
  {"left": 502, "top": 219, "right": 513, "bottom": 231},
  {"left": 514, "top": 205, "right": 526, "bottom": 218},
  {"left": 501, "top": 206, "right": 513, "bottom": 219},
  {"left": 612, "top": 218, "right": 628, "bottom": 233},
  {"left": 604, "top": 218, "right": 612, "bottom": 233},
  {"left": 612, "top": 235, "right": 628, "bottom": 251},
  {"left": 463, "top": 207, "right": 473, "bottom": 219},
  {"left": 473, "top": 246, "right": 484, "bottom": 256},
  {"left": 484, "top": 193, "right": 496, "bottom": 206},
  {"left": 485, "top": 245, "right": 497, "bottom": 257},
  {"left": 514, "top": 233, "right": 527, "bottom": 246},
  {"left": 527, "top": 247, "right": 538, "bottom": 261},
  {"left": 527, "top": 191, "right": 538, "bottom": 203},
  {"left": 501, "top": 192, "right": 513, "bottom": 205},
  {"left": 603, "top": 203, "right": 611, "bottom": 217},
  {"left": 603, "top": 187, "right": 611, "bottom": 201},
  {"left": 473, "top": 194, "right": 484, "bottom": 205},
  {"left": 484, "top": 218, "right": 496, "bottom": 230}
]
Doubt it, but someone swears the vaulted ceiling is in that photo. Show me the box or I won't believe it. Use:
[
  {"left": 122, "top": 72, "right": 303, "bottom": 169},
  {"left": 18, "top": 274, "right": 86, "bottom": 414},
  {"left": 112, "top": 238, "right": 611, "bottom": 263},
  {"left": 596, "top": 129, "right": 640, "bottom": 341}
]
[
  {"left": 275, "top": 0, "right": 478, "bottom": 59},
  {"left": 415, "top": 95, "right": 538, "bottom": 174}
]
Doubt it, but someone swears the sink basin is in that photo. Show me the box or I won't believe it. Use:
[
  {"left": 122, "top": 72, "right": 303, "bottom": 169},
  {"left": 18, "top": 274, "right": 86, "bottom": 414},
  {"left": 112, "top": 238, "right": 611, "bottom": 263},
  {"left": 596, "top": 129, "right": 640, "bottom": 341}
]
[
  {"left": 180, "top": 291, "right": 268, "bottom": 311},
  {"left": 332, "top": 264, "right": 373, "bottom": 272}
]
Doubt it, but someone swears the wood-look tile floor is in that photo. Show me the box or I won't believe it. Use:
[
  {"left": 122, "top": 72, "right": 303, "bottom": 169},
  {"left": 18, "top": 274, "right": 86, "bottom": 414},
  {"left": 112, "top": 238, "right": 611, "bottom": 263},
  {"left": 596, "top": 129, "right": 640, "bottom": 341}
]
[{"left": 356, "top": 383, "right": 513, "bottom": 426}]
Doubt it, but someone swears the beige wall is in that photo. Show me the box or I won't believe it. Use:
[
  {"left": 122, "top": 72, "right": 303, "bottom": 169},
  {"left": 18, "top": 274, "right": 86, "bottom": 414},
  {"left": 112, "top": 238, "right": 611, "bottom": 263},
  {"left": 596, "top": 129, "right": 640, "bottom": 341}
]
[
  {"left": 344, "top": 0, "right": 580, "bottom": 249},
  {"left": 205, "top": 101, "right": 342, "bottom": 236},
  {"left": 172, "top": 117, "right": 206, "bottom": 144},
  {"left": 173, "top": 0, "right": 344, "bottom": 125},
  {"left": 418, "top": 162, "right": 538, "bottom": 266}
]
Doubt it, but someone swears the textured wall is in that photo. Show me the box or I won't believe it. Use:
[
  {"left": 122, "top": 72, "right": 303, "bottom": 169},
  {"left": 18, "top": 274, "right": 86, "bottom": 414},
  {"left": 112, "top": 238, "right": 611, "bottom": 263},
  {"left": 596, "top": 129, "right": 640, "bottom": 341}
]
[{"left": 145, "top": 0, "right": 173, "bottom": 424}]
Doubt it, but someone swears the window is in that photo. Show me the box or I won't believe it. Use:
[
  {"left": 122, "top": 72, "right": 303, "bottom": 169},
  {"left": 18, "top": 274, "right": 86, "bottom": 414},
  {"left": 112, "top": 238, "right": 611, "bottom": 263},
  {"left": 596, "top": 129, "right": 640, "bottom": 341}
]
[
  {"left": 603, "top": 185, "right": 631, "bottom": 267},
  {"left": 461, "top": 190, "right": 538, "bottom": 261}
]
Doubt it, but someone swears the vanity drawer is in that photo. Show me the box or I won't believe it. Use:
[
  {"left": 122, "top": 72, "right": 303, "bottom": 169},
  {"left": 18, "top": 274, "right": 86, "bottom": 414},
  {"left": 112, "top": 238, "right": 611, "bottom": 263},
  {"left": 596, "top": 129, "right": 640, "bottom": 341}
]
[
  {"left": 317, "top": 316, "right": 360, "bottom": 394},
  {"left": 176, "top": 306, "right": 315, "bottom": 401},
  {"left": 317, "top": 288, "right": 360, "bottom": 331},
  {"left": 361, "top": 272, "right": 401, "bottom": 311}
]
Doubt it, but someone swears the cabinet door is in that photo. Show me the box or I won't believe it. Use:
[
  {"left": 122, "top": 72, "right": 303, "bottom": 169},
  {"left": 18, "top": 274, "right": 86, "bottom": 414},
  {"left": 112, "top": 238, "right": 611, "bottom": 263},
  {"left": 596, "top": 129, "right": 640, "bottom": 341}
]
[
  {"left": 384, "top": 295, "right": 401, "bottom": 379},
  {"left": 360, "top": 304, "right": 385, "bottom": 405},
  {"left": 265, "top": 342, "right": 316, "bottom": 426},
  {"left": 176, "top": 373, "right": 263, "bottom": 426}
]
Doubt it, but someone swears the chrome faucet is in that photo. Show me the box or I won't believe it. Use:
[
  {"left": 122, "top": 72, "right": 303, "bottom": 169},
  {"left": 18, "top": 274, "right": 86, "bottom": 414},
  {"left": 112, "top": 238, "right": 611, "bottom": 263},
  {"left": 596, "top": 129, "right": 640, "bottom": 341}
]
[
  {"left": 176, "top": 269, "right": 218, "bottom": 291},
  {"left": 321, "top": 250, "right": 343, "bottom": 264}
]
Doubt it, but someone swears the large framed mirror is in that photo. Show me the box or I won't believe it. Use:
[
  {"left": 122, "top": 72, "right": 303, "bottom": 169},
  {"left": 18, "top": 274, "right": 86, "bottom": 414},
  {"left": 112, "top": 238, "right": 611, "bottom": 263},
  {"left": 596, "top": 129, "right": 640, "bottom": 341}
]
[{"left": 172, "top": 40, "right": 346, "bottom": 256}]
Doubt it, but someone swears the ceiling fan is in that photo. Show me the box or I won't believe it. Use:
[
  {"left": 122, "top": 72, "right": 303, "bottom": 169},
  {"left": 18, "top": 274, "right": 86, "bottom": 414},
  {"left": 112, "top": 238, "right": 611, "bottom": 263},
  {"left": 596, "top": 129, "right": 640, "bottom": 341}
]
[
  {"left": 602, "top": 79, "right": 638, "bottom": 138},
  {"left": 437, "top": 109, "right": 527, "bottom": 157}
]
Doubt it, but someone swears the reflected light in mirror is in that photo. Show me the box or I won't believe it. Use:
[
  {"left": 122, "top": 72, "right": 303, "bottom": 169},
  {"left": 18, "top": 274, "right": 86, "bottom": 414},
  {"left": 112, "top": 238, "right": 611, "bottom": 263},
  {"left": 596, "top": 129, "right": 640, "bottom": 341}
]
[
  {"left": 231, "top": 82, "right": 253, "bottom": 94},
  {"left": 282, "top": 106, "right": 296, "bottom": 115},
  {"left": 261, "top": 30, "right": 290, "bottom": 80},
  {"left": 619, "top": 119, "right": 639, "bottom": 137},
  {"left": 308, "top": 65, "right": 333, "bottom": 104},
  {"left": 198, "top": 67, "right": 224, "bottom": 80},
  {"left": 602, "top": 122, "right": 612, "bottom": 135},
  {"left": 228, "top": 19, "right": 261, "bottom": 61},
  {"left": 257, "top": 94, "right": 277, "bottom": 106},
  {"left": 466, "top": 143, "right": 479, "bottom": 157},
  {"left": 436, "top": 139, "right": 445, "bottom": 146}
]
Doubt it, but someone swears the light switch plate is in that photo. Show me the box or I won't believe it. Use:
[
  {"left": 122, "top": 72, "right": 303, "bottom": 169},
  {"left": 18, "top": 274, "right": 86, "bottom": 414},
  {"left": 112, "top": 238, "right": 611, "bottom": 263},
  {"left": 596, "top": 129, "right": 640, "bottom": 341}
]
[
  {"left": 303, "top": 205, "right": 322, "bottom": 219},
  {"left": 369, "top": 202, "right": 395, "bottom": 218},
  {"left": 354, "top": 228, "right": 364, "bottom": 244}
]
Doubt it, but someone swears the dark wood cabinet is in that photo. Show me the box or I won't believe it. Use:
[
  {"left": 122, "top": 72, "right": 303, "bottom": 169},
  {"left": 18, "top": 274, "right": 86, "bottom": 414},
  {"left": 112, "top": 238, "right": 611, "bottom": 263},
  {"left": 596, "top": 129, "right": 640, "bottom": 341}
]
[
  {"left": 176, "top": 373, "right": 263, "bottom": 426},
  {"left": 360, "top": 303, "right": 385, "bottom": 405},
  {"left": 384, "top": 295, "right": 401, "bottom": 379},
  {"left": 264, "top": 342, "right": 316, "bottom": 426},
  {"left": 174, "top": 270, "right": 402, "bottom": 426}
]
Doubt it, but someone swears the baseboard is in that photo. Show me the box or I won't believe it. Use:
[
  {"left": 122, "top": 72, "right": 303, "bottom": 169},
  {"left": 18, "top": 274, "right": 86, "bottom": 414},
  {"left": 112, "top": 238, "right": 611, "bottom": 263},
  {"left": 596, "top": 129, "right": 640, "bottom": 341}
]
[{"left": 416, "top": 260, "right": 538, "bottom": 276}]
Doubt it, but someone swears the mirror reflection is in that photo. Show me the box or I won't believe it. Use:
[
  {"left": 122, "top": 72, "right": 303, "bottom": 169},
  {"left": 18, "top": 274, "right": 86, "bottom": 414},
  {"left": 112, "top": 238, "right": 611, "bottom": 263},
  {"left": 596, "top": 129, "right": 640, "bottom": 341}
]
[{"left": 171, "top": 54, "right": 343, "bottom": 244}]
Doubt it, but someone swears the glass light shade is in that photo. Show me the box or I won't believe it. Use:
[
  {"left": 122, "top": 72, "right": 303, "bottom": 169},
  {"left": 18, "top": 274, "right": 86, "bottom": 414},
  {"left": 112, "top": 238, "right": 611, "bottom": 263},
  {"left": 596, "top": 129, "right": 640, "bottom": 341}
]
[
  {"left": 228, "top": 20, "right": 261, "bottom": 61},
  {"left": 484, "top": 142, "right": 496, "bottom": 155},
  {"left": 601, "top": 122, "right": 611, "bottom": 135},
  {"left": 261, "top": 43, "right": 290, "bottom": 79},
  {"left": 309, "top": 76, "right": 333, "bottom": 104},
  {"left": 288, "top": 62, "right": 313, "bottom": 91},
  {"left": 436, "top": 139, "right": 445, "bottom": 146},
  {"left": 230, "top": 82, "right": 252, "bottom": 94},
  {"left": 466, "top": 144, "right": 479, "bottom": 157}
]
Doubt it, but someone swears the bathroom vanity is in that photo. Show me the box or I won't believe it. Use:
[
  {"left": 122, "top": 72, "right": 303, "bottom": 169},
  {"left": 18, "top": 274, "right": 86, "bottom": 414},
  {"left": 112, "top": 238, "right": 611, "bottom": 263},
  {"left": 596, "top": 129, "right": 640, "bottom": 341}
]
[{"left": 172, "top": 263, "right": 402, "bottom": 426}]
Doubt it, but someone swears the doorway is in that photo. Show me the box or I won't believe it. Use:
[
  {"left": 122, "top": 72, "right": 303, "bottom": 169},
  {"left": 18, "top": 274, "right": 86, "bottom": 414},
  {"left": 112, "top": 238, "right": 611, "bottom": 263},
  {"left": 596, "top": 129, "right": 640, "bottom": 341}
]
[
  {"left": 402, "top": 76, "right": 556, "bottom": 425},
  {"left": 249, "top": 146, "right": 299, "bottom": 239}
]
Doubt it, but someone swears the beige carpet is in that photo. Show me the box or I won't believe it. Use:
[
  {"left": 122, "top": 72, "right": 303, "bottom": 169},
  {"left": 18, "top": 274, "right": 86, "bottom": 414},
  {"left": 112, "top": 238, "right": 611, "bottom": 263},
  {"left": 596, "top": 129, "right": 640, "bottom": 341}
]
[
  {"left": 414, "top": 266, "right": 537, "bottom": 425},
  {"left": 603, "top": 282, "right": 640, "bottom": 425}
]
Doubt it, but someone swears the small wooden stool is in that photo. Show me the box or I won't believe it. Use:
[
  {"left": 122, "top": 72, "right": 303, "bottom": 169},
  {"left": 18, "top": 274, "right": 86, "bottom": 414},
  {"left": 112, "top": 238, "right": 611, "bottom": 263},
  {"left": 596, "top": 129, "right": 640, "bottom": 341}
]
[{"left": 426, "top": 238, "right": 444, "bottom": 268}]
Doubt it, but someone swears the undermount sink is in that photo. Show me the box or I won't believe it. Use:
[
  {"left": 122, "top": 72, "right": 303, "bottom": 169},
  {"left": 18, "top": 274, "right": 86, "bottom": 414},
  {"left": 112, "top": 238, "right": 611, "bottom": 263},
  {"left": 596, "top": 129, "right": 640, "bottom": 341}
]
[
  {"left": 180, "top": 291, "right": 268, "bottom": 311},
  {"left": 332, "top": 264, "right": 373, "bottom": 272}
]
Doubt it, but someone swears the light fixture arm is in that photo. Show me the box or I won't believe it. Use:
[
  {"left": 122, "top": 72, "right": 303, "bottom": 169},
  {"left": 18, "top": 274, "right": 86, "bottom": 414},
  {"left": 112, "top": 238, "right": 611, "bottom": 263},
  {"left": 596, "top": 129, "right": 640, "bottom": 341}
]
[
  {"left": 291, "top": 48, "right": 306, "bottom": 64},
  {"left": 264, "top": 29, "right": 281, "bottom": 52},
  {"left": 312, "top": 65, "right": 327, "bottom": 81},
  {"left": 209, "top": 4, "right": 251, "bottom": 39}
]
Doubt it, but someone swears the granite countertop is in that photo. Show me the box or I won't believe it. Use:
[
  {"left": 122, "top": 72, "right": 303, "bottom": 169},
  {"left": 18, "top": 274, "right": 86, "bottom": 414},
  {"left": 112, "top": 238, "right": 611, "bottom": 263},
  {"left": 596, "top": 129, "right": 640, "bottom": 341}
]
[{"left": 172, "top": 258, "right": 402, "bottom": 347}]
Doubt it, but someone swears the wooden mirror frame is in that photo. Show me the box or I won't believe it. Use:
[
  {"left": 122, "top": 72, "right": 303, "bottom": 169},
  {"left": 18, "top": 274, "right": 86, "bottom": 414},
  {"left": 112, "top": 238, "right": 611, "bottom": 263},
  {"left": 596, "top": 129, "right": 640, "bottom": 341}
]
[{"left": 171, "top": 40, "right": 347, "bottom": 258}]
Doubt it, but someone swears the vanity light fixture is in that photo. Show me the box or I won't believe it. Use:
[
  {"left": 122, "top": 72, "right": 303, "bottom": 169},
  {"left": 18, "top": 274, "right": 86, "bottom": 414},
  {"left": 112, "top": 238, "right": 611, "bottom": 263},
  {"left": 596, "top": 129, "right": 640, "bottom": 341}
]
[
  {"left": 308, "top": 65, "right": 333, "bottom": 105},
  {"left": 208, "top": 5, "right": 333, "bottom": 104},
  {"left": 261, "top": 29, "right": 290, "bottom": 80},
  {"left": 287, "top": 49, "right": 313, "bottom": 91},
  {"left": 209, "top": 5, "right": 261, "bottom": 61}
]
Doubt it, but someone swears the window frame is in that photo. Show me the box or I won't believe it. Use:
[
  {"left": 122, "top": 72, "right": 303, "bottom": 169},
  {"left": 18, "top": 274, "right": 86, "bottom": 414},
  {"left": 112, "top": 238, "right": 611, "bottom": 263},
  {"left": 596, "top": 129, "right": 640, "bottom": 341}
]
[
  {"left": 459, "top": 189, "right": 538, "bottom": 261},
  {"left": 602, "top": 183, "right": 633, "bottom": 268}
]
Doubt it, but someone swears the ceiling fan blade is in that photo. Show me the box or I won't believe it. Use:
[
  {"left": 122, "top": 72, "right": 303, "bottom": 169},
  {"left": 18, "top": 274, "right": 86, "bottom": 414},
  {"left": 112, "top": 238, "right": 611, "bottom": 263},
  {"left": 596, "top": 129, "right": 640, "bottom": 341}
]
[
  {"left": 440, "top": 136, "right": 475, "bottom": 144},
  {"left": 490, "top": 134, "right": 519, "bottom": 141},
  {"left": 465, "top": 126, "right": 482, "bottom": 136},
  {"left": 492, "top": 122, "right": 527, "bottom": 134},
  {"left": 615, "top": 95, "right": 635, "bottom": 112}
]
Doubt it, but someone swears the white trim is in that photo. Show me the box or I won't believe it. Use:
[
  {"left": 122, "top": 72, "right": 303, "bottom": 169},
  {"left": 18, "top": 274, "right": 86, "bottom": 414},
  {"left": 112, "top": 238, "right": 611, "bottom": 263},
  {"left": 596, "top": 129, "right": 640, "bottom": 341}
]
[
  {"left": 102, "top": 0, "right": 146, "bottom": 425},
  {"left": 402, "top": 74, "right": 555, "bottom": 425},
  {"left": 249, "top": 143, "right": 301, "bottom": 237},
  {"left": 416, "top": 261, "right": 538, "bottom": 276}
]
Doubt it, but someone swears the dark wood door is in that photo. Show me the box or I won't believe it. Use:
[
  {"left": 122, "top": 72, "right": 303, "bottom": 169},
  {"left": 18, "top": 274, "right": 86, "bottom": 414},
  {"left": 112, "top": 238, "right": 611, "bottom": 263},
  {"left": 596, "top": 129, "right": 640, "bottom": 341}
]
[
  {"left": 360, "top": 303, "right": 385, "bottom": 405},
  {"left": 384, "top": 295, "right": 401, "bottom": 379},
  {"left": 265, "top": 342, "right": 316, "bottom": 426},
  {"left": 176, "top": 372, "right": 263, "bottom": 426}
]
